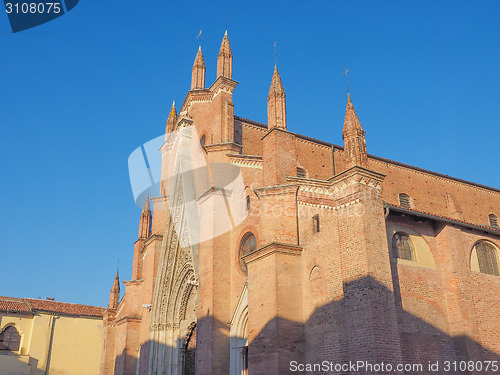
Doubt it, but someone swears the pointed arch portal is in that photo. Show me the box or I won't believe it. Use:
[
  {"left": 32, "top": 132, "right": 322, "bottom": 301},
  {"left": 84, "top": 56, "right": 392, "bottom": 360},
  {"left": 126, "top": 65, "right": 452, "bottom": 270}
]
[{"left": 229, "top": 283, "right": 249, "bottom": 375}]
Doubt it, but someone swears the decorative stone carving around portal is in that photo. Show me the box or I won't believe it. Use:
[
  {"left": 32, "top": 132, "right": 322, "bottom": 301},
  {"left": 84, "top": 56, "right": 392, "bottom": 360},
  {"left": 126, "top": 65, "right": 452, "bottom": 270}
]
[{"left": 229, "top": 283, "right": 248, "bottom": 375}]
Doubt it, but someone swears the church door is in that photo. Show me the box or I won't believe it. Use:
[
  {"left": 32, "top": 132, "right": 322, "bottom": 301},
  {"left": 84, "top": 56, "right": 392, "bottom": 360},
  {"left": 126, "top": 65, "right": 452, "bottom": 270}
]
[{"left": 183, "top": 325, "right": 196, "bottom": 375}]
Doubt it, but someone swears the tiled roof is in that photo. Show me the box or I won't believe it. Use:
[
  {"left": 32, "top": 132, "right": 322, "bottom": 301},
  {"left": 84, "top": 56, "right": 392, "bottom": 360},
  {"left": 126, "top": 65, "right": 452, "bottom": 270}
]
[
  {"left": 26, "top": 298, "right": 104, "bottom": 317},
  {"left": 0, "top": 296, "right": 31, "bottom": 313},
  {"left": 0, "top": 296, "right": 104, "bottom": 318},
  {"left": 386, "top": 203, "right": 500, "bottom": 236}
]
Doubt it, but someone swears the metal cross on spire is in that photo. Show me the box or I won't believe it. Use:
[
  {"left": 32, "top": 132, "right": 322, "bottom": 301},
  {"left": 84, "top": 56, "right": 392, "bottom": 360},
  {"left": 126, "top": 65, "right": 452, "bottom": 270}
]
[
  {"left": 344, "top": 68, "right": 350, "bottom": 94},
  {"left": 273, "top": 41, "right": 277, "bottom": 67},
  {"left": 196, "top": 28, "right": 202, "bottom": 46}
]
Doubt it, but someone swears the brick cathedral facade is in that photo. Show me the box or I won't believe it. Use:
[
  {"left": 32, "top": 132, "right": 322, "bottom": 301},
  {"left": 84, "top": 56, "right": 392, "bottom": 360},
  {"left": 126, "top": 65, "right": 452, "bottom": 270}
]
[{"left": 101, "top": 32, "right": 500, "bottom": 375}]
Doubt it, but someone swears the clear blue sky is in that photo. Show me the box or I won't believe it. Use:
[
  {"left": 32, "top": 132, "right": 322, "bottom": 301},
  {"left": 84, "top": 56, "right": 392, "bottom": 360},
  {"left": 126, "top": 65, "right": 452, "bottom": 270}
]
[{"left": 1, "top": 1, "right": 499, "bottom": 307}]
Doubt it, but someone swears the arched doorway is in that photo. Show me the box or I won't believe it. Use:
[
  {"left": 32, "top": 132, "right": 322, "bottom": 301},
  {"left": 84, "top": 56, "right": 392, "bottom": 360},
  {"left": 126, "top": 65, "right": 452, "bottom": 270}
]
[
  {"left": 230, "top": 284, "right": 248, "bottom": 375},
  {"left": 182, "top": 323, "right": 196, "bottom": 375}
]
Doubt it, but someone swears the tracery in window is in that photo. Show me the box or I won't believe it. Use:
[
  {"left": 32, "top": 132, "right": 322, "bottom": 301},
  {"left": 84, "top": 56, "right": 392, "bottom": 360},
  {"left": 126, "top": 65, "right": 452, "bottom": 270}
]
[
  {"left": 472, "top": 241, "right": 499, "bottom": 276},
  {"left": 392, "top": 232, "right": 414, "bottom": 261},
  {"left": 387, "top": 225, "right": 435, "bottom": 268}
]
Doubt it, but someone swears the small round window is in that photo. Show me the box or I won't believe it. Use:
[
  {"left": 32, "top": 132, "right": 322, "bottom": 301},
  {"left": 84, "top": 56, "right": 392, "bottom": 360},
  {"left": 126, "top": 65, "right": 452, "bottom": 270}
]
[
  {"left": 239, "top": 232, "right": 257, "bottom": 272},
  {"left": 392, "top": 232, "right": 414, "bottom": 261}
]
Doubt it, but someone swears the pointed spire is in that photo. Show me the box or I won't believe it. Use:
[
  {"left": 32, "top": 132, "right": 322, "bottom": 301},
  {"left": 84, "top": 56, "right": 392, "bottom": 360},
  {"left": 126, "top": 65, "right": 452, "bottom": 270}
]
[
  {"left": 217, "top": 30, "right": 233, "bottom": 79},
  {"left": 138, "top": 193, "right": 152, "bottom": 239},
  {"left": 191, "top": 46, "right": 206, "bottom": 90},
  {"left": 269, "top": 65, "right": 285, "bottom": 96},
  {"left": 166, "top": 101, "right": 177, "bottom": 134},
  {"left": 194, "top": 46, "right": 204, "bottom": 65},
  {"left": 267, "top": 65, "right": 287, "bottom": 130},
  {"left": 108, "top": 270, "right": 120, "bottom": 309},
  {"left": 342, "top": 93, "right": 362, "bottom": 134},
  {"left": 342, "top": 93, "right": 368, "bottom": 169},
  {"left": 143, "top": 193, "right": 150, "bottom": 211}
]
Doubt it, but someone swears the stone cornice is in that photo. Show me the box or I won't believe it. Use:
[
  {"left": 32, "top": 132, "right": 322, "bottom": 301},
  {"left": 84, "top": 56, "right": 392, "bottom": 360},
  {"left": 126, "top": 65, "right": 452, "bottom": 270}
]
[
  {"left": 203, "top": 142, "right": 242, "bottom": 154},
  {"left": 151, "top": 196, "right": 167, "bottom": 204},
  {"left": 144, "top": 234, "right": 163, "bottom": 246},
  {"left": 179, "top": 90, "right": 211, "bottom": 114},
  {"left": 209, "top": 76, "right": 238, "bottom": 93},
  {"left": 329, "top": 165, "right": 385, "bottom": 184},
  {"left": 134, "top": 234, "right": 163, "bottom": 246},
  {"left": 196, "top": 186, "right": 231, "bottom": 204},
  {"left": 227, "top": 153, "right": 262, "bottom": 160},
  {"left": 323, "top": 166, "right": 385, "bottom": 194},
  {"left": 228, "top": 154, "right": 263, "bottom": 169},
  {"left": 254, "top": 184, "right": 300, "bottom": 198},
  {"left": 178, "top": 77, "right": 238, "bottom": 115},
  {"left": 243, "top": 242, "right": 303, "bottom": 264},
  {"left": 286, "top": 175, "right": 331, "bottom": 187},
  {"left": 176, "top": 116, "right": 194, "bottom": 127},
  {"left": 298, "top": 198, "right": 361, "bottom": 211},
  {"left": 115, "top": 316, "right": 142, "bottom": 325},
  {"left": 122, "top": 280, "right": 144, "bottom": 286},
  {"left": 286, "top": 167, "right": 385, "bottom": 199}
]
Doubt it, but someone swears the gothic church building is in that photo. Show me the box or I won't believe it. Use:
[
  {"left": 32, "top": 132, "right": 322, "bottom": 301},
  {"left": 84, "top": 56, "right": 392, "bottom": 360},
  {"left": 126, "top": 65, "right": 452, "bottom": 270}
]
[{"left": 101, "top": 32, "right": 500, "bottom": 375}]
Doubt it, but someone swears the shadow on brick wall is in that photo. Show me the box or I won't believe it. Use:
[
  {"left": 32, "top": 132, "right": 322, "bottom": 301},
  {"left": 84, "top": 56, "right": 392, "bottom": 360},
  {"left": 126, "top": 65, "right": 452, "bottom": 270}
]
[
  {"left": 108, "top": 275, "right": 499, "bottom": 375},
  {"left": 302, "top": 275, "right": 500, "bottom": 374}
]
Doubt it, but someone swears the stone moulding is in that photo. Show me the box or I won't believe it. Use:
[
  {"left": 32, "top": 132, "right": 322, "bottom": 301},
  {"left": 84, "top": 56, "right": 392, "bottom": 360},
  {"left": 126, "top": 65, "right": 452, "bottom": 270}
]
[{"left": 243, "top": 242, "right": 303, "bottom": 265}]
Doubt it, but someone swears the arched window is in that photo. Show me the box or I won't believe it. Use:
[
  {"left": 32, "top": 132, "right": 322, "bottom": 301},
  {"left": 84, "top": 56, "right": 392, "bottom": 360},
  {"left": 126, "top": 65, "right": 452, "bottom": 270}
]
[
  {"left": 398, "top": 193, "right": 411, "bottom": 209},
  {"left": 489, "top": 214, "right": 499, "bottom": 228},
  {"left": 0, "top": 325, "right": 21, "bottom": 352},
  {"left": 472, "top": 241, "right": 499, "bottom": 276},
  {"left": 239, "top": 232, "right": 257, "bottom": 273},
  {"left": 392, "top": 232, "right": 414, "bottom": 261},
  {"left": 199, "top": 134, "right": 206, "bottom": 147},
  {"left": 387, "top": 225, "right": 435, "bottom": 268}
]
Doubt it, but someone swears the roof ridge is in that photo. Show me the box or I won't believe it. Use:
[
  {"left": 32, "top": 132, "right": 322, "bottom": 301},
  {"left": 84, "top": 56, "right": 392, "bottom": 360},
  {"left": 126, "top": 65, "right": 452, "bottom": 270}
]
[
  {"left": 234, "top": 115, "right": 267, "bottom": 128},
  {"left": 27, "top": 297, "right": 92, "bottom": 304},
  {"left": 25, "top": 297, "right": 104, "bottom": 308},
  {"left": 0, "top": 296, "right": 24, "bottom": 301}
]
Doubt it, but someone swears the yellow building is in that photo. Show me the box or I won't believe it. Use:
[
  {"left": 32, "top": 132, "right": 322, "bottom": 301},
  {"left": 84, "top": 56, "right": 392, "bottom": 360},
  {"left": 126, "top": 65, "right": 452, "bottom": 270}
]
[{"left": 0, "top": 296, "right": 104, "bottom": 375}]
